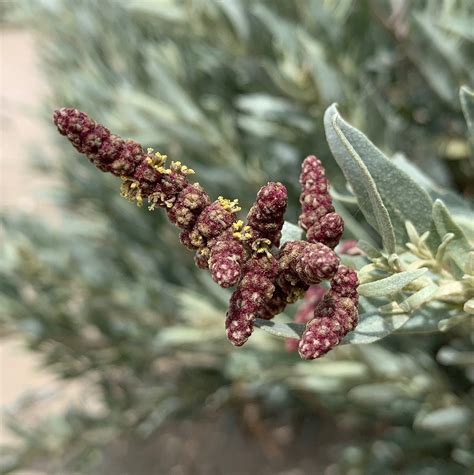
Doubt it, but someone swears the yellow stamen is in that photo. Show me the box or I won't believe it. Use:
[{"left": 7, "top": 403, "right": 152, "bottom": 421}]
[
  {"left": 252, "top": 238, "right": 272, "bottom": 256},
  {"left": 218, "top": 196, "right": 241, "bottom": 213}
]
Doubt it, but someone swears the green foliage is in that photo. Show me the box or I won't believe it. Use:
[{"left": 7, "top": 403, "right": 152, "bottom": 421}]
[{"left": 1, "top": 0, "right": 474, "bottom": 473}]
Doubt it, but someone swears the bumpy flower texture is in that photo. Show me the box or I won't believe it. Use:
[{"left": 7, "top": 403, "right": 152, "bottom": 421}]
[
  {"left": 53, "top": 108, "right": 359, "bottom": 358},
  {"left": 298, "top": 266, "right": 359, "bottom": 360},
  {"left": 299, "top": 155, "right": 344, "bottom": 248}
]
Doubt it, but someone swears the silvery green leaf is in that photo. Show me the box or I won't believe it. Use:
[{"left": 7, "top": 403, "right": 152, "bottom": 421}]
[
  {"left": 280, "top": 221, "right": 302, "bottom": 246},
  {"left": 413, "top": 12, "right": 465, "bottom": 74},
  {"left": 415, "top": 406, "right": 472, "bottom": 434},
  {"left": 441, "top": 15, "right": 474, "bottom": 42},
  {"left": 392, "top": 152, "right": 471, "bottom": 239},
  {"left": 325, "top": 105, "right": 432, "bottom": 251},
  {"left": 324, "top": 105, "right": 396, "bottom": 252},
  {"left": 460, "top": 86, "right": 474, "bottom": 136},
  {"left": 330, "top": 186, "right": 358, "bottom": 205},
  {"left": 432, "top": 200, "right": 472, "bottom": 274},
  {"left": 411, "top": 13, "right": 460, "bottom": 103},
  {"left": 357, "top": 240, "right": 382, "bottom": 259},
  {"left": 460, "top": 85, "right": 474, "bottom": 164},
  {"left": 465, "top": 251, "right": 474, "bottom": 275},
  {"left": 294, "top": 361, "right": 368, "bottom": 379},
  {"left": 341, "top": 310, "right": 410, "bottom": 345},
  {"left": 396, "top": 303, "right": 453, "bottom": 334},
  {"left": 216, "top": 0, "right": 250, "bottom": 42},
  {"left": 335, "top": 203, "right": 376, "bottom": 245},
  {"left": 438, "top": 313, "right": 471, "bottom": 332},
  {"left": 348, "top": 383, "right": 406, "bottom": 405},
  {"left": 126, "top": 0, "right": 186, "bottom": 22},
  {"left": 399, "top": 285, "right": 438, "bottom": 313},
  {"left": 254, "top": 318, "right": 304, "bottom": 340},
  {"left": 299, "top": 32, "right": 342, "bottom": 102},
  {"left": 289, "top": 375, "right": 345, "bottom": 393},
  {"left": 358, "top": 268, "right": 428, "bottom": 298}
]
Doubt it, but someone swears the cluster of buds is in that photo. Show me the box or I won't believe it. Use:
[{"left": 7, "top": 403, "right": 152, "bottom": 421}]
[
  {"left": 299, "top": 155, "right": 344, "bottom": 248},
  {"left": 285, "top": 285, "right": 325, "bottom": 352},
  {"left": 298, "top": 266, "right": 359, "bottom": 360},
  {"left": 225, "top": 254, "right": 279, "bottom": 346},
  {"left": 53, "top": 108, "right": 359, "bottom": 359}
]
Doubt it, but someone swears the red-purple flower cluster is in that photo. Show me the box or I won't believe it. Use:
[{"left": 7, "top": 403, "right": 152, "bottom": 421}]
[
  {"left": 247, "top": 182, "right": 287, "bottom": 249},
  {"left": 299, "top": 155, "right": 344, "bottom": 248},
  {"left": 225, "top": 255, "right": 279, "bottom": 346},
  {"left": 298, "top": 266, "right": 359, "bottom": 360},
  {"left": 285, "top": 285, "right": 325, "bottom": 352},
  {"left": 53, "top": 109, "right": 359, "bottom": 359}
]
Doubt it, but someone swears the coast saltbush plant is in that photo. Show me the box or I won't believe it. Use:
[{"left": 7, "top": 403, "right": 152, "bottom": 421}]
[
  {"left": 52, "top": 107, "right": 359, "bottom": 357},
  {"left": 52, "top": 102, "right": 474, "bottom": 360},
  {"left": 2, "top": 1, "right": 474, "bottom": 474}
]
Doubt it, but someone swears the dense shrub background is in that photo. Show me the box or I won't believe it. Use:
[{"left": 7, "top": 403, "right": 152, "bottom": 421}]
[{"left": 1, "top": 1, "right": 473, "bottom": 473}]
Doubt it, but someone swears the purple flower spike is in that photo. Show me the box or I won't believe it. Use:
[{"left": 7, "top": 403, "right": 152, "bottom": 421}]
[
  {"left": 299, "top": 155, "right": 344, "bottom": 249},
  {"left": 225, "top": 255, "right": 278, "bottom": 346},
  {"left": 298, "top": 293, "right": 358, "bottom": 360},
  {"left": 247, "top": 182, "right": 287, "bottom": 248}
]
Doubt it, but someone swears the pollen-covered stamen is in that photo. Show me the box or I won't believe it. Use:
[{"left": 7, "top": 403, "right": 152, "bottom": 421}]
[
  {"left": 218, "top": 196, "right": 241, "bottom": 213},
  {"left": 145, "top": 149, "right": 170, "bottom": 175},
  {"left": 170, "top": 160, "right": 195, "bottom": 175},
  {"left": 120, "top": 178, "right": 144, "bottom": 206},
  {"left": 251, "top": 238, "right": 273, "bottom": 257},
  {"left": 232, "top": 220, "right": 252, "bottom": 241},
  {"left": 53, "top": 108, "right": 246, "bottom": 280}
]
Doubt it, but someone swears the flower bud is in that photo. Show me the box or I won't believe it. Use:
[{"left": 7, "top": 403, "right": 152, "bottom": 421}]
[
  {"left": 279, "top": 241, "right": 339, "bottom": 286},
  {"left": 167, "top": 184, "right": 210, "bottom": 229},
  {"left": 225, "top": 255, "right": 278, "bottom": 346},
  {"left": 247, "top": 182, "right": 287, "bottom": 247},
  {"left": 208, "top": 231, "right": 246, "bottom": 288},
  {"left": 299, "top": 156, "right": 334, "bottom": 230},
  {"left": 196, "top": 200, "right": 237, "bottom": 238},
  {"left": 286, "top": 285, "right": 325, "bottom": 352},
  {"left": 296, "top": 242, "right": 340, "bottom": 283},
  {"left": 331, "top": 265, "right": 359, "bottom": 303},
  {"left": 306, "top": 212, "right": 344, "bottom": 249},
  {"left": 298, "top": 293, "right": 358, "bottom": 360},
  {"left": 299, "top": 155, "right": 344, "bottom": 249}
]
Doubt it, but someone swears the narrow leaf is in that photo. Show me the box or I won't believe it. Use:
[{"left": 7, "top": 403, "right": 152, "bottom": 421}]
[
  {"left": 432, "top": 200, "right": 472, "bottom": 273},
  {"left": 254, "top": 319, "right": 304, "bottom": 340},
  {"left": 396, "top": 302, "right": 453, "bottom": 334},
  {"left": 399, "top": 285, "right": 438, "bottom": 312},
  {"left": 324, "top": 104, "right": 396, "bottom": 253},
  {"left": 460, "top": 85, "right": 474, "bottom": 165},
  {"left": 416, "top": 407, "right": 471, "bottom": 433},
  {"left": 460, "top": 86, "right": 474, "bottom": 137},
  {"left": 341, "top": 311, "right": 410, "bottom": 345},
  {"left": 357, "top": 240, "right": 382, "bottom": 259},
  {"left": 358, "top": 268, "right": 428, "bottom": 298},
  {"left": 324, "top": 104, "right": 433, "bottom": 248}
]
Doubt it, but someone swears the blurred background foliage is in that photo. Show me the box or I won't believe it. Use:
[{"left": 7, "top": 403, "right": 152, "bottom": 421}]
[{"left": 1, "top": 0, "right": 473, "bottom": 473}]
